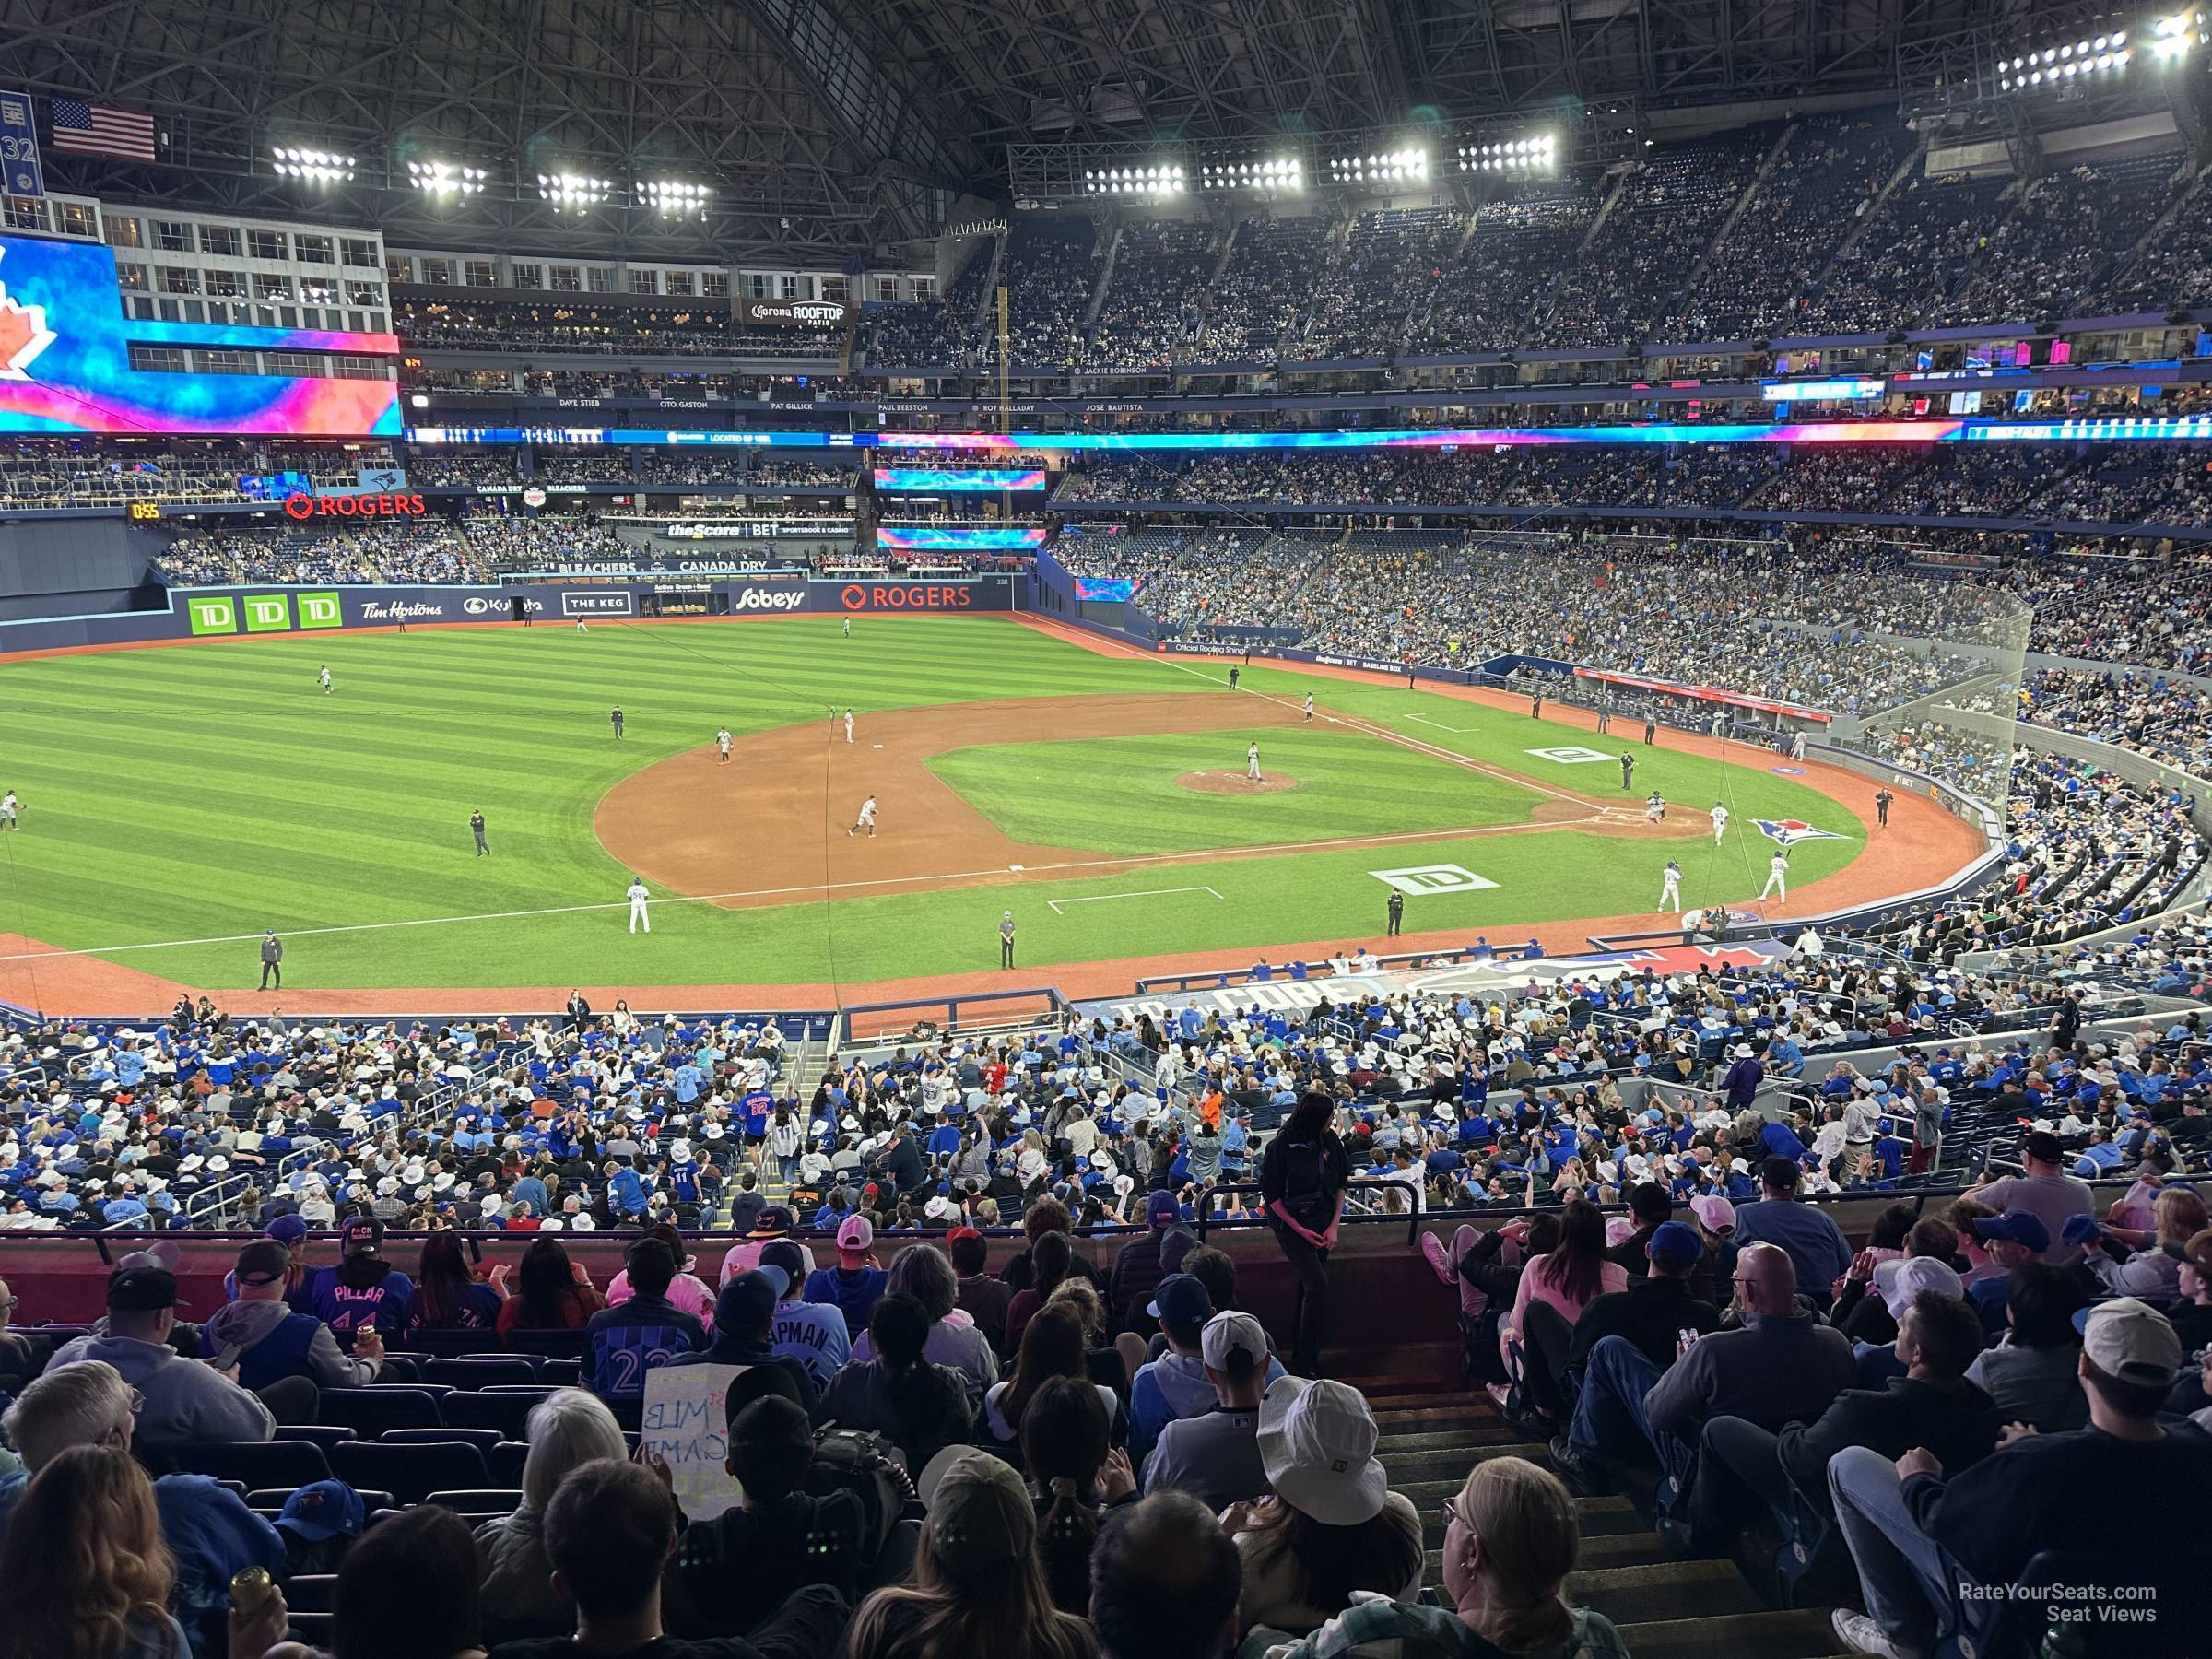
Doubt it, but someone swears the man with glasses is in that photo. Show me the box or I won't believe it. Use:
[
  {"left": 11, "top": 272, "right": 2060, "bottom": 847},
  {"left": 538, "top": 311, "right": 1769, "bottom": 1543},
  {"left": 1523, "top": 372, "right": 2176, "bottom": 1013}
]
[
  {"left": 1553, "top": 1242, "right": 1855, "bottom": 1529},
  {"left": 0, "top": 1360, "right": 286, "bottom": 1630}
]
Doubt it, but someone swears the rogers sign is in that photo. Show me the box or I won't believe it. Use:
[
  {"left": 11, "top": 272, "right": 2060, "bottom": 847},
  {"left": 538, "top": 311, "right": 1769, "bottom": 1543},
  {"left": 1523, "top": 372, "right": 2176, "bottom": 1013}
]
[
  {"left": 840, "top": 582, "right": 977, "bottom": 611},
  {"left": 283, "top": 492, "right": 428, "bottom": 521}
]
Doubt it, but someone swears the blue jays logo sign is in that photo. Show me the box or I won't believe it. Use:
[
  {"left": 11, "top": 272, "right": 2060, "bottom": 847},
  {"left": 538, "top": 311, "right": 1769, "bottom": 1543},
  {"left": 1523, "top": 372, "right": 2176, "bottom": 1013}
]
[{"left": 1754, "top": 818, "right": 1845, "bottom": 847}]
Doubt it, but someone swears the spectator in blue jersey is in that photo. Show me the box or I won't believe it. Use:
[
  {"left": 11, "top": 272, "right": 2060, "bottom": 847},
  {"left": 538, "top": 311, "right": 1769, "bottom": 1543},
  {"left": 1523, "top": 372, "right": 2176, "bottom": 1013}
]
[
  {"left": 584, "top": 1235, "right": 704, "bottom": 1400},
  {"left": 603, "top": 1157, "right": 648, "bottom": 1222},
  {"left": 1732, "top": 1157, "right": 1853, "bottom": 1306},
  {"left": 305, "top": 1216, "right": 413, "bottom": 1338},
  {"left": 806, "top": 1214, "right": 890, "bottom": 1332},
  {"left": 761, "top": 1239, "right": 851, "bottom": 1396},
  {"left": 206, "top": 1240, "right": 385, "bottom": 1396},
  {"left": 406, "top": 1230, "right": 507, "bottom": 1332},
  {"left": 660, "top": 1267, "right": 815, "bottom": 1417}
]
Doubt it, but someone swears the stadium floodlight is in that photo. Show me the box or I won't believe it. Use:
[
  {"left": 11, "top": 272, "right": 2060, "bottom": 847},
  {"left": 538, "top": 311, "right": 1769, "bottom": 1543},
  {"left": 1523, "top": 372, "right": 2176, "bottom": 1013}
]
[
  {"left": 407, "top": 159, "right": 486, "bottom": 196},
  {"left": 2150, "top": 10, "right": 2205, "bottom": 56},
  {"left": 538, "top": 171, "right": 610, "bottom": 210},
  {"left": 1998, "top": 24, "right": 2147, "bottom": 87},
  {"left": 1455, "top": 132, "right": 1558, "bottom": 174},
  {"left": 641, "top": 179, "right": 712, "bottom": 217},
  {"left": 1198, "top": 154, "right": 1302, "bottom": 192},
  {"left": 271, "top": 146, "right": 356, "bottom": 184}
]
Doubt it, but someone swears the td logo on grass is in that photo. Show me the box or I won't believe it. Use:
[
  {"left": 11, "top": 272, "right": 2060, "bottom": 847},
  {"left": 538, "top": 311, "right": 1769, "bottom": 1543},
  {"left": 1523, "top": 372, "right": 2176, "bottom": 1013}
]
[{"left": 1370, "top": 864, "right": 1500, "bottom": 897}]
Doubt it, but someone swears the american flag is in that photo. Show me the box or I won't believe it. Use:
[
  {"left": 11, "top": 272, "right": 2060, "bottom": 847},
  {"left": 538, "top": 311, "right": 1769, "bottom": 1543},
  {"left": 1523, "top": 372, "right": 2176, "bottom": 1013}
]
[{"left": 50, "top": 98, "right": 157, "bottom": 162}]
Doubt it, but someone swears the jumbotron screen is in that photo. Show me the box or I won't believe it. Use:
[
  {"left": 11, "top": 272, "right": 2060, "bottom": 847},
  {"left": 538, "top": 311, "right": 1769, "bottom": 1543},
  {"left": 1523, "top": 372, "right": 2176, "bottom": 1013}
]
[
  {"left": 871, "top": 465, "right": 1048, "bottom": 491},
  {"left": 876, "top": 525, "right": 1048, "bottom": 550},
  {"left": 0, "top": 234, "right": 401, "bottom": 437}
]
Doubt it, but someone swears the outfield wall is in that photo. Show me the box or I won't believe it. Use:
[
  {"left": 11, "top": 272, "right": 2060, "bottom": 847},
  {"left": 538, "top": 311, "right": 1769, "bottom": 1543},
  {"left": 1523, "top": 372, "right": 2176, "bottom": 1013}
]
[{"left": 0, "top": 574, "right": 1019, "bottom": 656}]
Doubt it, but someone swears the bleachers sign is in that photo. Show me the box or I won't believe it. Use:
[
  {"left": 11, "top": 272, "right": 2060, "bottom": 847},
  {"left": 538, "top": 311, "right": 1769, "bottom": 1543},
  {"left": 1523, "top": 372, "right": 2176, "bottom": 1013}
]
[{"left": 641, "top": 1363, "right": 747, "bottom": 1520}]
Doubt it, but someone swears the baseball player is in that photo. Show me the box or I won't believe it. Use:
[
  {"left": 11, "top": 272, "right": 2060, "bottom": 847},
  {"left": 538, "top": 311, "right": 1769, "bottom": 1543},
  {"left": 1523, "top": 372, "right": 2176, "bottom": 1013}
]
[
  {"left": 0, "top": 789, "right": 20, "bottom": 831},
  {"left": 1790, "top": 730, "right": 1807, "bottom": 762},
  {"left": 716, "top": 727, "right": 732, "bottom": 764},
  {"left": 1658, "top": 859, "right": 1682, "bottom": 912},
  {"left": 999, "top": 910, "right": 1016, "bottom": 969},
  {"left": 844, "top": 709, "right": 855, "bottom": 745},
  {"left": 1302, "top": 693, "right": 1313, "bottom": 723},
  {"left": 611, "top": 705, "right": 625, "bottom": 741},
  {"left": 1643, "top": 790, "right": 1665, "bottom": 823},
  {"left": 627, "top": 875, "right": 651, "bottom": 934},
  {"left": 1760, "top": 851, "right": 1789, "bottom": 901},
  {"left": 576, "top": 618, "right": 588, "bottom": 633},
  {"left": 842, "top": 616, "right": 851, "bottom": 637},
  {"left": 1595, "top": 697, "right": 1612, "bottom": 735},
  {"left": 318, "top": 665, "right": 332, "bottom": 695},
  {"left": 1875, "top": 788, "right": 1894, "bottom": 829},
  {"left": 470, "top": 810, "right": 488, "bottom": 856},
  {"left": 1618, "top": 753, "right": 1635, "bottom": 791},
  {"left": 1709, "top": 801, "right": 1729, "bottom": 844},
  {"left": 847, "top": 794, "right": 877, "bottom": 838},
  {"left": 1246, "top": 742, "right": 1262, "bottom": 782}
]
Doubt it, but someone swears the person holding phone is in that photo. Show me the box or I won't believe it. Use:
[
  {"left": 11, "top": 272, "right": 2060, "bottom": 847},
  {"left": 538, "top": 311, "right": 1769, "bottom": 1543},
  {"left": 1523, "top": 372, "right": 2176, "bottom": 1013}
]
[{"left": 1260, "top": 1092, "right": 1351, "bottom": 1377}]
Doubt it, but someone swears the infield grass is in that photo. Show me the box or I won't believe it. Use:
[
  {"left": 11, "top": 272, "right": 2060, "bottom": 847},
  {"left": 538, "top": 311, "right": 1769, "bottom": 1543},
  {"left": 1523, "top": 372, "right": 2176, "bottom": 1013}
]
[
  {"left": 0, "top": 616, "right": 1872, "bottom": 991},
  {"left": 925, "top": 726, "right": 1545, "bottom": 854}
]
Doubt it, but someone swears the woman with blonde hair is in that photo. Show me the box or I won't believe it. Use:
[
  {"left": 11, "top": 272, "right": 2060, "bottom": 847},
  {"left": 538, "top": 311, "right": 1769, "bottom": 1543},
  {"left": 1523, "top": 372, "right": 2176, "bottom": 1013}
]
[
  {"left": 475, "top": 1389, "right": 627, "bottom": 1631},
  {"left": 2087, "top": 1185, "right": 2210, "bottom": 1301},
  {"left": 841, "top": 1449, "right": 1097, "bottom": 1659},
  {"left": 0, "top": 1444, "right": 187, "bottom": 1659},
  {"left": 1271, "top": 1455, "right": 1630, "bottom": 1658}
]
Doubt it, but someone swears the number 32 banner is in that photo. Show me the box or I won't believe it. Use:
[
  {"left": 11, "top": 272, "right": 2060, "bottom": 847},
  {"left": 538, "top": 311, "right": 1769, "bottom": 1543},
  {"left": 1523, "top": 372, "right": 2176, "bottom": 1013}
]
[{"left": 0, "top": 92, "right": 42, "bottom": 198}]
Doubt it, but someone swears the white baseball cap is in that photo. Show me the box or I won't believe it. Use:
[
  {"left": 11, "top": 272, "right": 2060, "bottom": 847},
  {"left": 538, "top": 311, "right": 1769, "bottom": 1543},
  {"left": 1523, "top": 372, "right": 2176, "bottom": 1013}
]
[
  {"left": 1256, "top": 1376, "right": 1387, "bottom": 1526},
  {"left": 1200, "top": 1309, "right": 1268, "bottom": 1374},
  {"left": 1879, "top": 1253, "right": 1964, "bottom": 1319},
  {"left": 2075, "top": 1296, "right": 2183, "bottom": 1387}
]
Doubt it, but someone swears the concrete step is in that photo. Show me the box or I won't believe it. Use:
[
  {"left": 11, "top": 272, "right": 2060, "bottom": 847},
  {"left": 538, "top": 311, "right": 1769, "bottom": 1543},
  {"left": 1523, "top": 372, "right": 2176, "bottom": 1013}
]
[
  {"left": 1422, "top": 1528, "right": 1672, "bottom": 1584},
  {"left": 1371, "top": 1405, "right": 1502, "bottom": 1433},
  {"left": 1374, "top": 1425, "right": 1526, "bottom": 1453},
  {"left": 1618, "top": 1608, "right": 1872, "bottom": 1659},
  {"left": 1381, "top": 1441, "right": 1551, "bottom": 1481},
  {"left": 1396, "top": 1485, "right": 1645, "bottom": 1536},
  {"left": 1565, "top": 1559, "right": 1764, "bottom": 1627}
]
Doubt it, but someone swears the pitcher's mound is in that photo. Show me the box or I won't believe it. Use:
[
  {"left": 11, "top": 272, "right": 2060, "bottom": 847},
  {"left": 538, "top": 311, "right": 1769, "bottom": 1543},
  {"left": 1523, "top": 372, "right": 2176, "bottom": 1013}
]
[{"left": 1178, "top": 770, "right": 1300, "bottom": 795}]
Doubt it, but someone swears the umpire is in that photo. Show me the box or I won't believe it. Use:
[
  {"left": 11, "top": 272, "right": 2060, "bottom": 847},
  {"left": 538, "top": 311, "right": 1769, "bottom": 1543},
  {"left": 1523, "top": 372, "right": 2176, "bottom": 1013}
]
[
  {"left": 1386, "top": 890, "right": 1404, "bottom": 937},
  {"left": 259, "top": 929, "right": 283, "bottom": 991},
  {"left": 1000, "top": 910, "right": 1017, "bottom": 969}
]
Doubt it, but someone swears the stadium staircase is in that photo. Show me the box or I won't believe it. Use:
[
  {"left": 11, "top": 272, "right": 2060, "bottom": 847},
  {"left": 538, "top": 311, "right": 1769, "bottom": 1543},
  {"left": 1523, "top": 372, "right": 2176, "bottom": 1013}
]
[
  {"left": 1355, "top": 1372, "right": 1873, "bottom": 1658},
  {"left": 1678, "top": 123, "right": 1799, "bottom": 308},
  {"left": 1084, "top": 227, "right": 1124, "bottom": 327}
]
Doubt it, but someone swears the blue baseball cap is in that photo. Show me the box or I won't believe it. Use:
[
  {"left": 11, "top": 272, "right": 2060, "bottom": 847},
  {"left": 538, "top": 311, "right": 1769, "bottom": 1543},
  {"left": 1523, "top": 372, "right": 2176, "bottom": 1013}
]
[
  {"left": 1971, "top": 1209, "right": 2052, "bottom": 1253},
  {"left": 1647, "top": 1221, "right": 1703, "bottom": 1270},
  {"left": 276, "top": 1479, "right": 365, "bottom": 1542},
  {"left": 1146, "top": 1272, "right": 1214, "bottom": 1325},
  {"left": 264, "top": 1213, "right": 309, "bottom": 1246}
]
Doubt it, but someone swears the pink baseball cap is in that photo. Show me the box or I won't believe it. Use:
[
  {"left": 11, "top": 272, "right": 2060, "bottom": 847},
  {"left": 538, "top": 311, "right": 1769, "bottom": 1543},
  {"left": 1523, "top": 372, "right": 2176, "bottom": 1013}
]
[
  {"left": 836, "top": 1214, "right": 874, "bottom": 1254},
  {"left": 1689, "top": 1195, "right": 1735, "bottom": 1233}
]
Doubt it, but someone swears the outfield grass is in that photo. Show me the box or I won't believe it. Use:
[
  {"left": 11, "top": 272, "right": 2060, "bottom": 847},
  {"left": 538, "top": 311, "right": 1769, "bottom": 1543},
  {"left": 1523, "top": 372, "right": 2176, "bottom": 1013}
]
[
  {"left": 0, "top": 617, "right": 1870, "bottom": 990},
  {"left": 925, "top": 726, "right": 1544, "bottom": 855}
]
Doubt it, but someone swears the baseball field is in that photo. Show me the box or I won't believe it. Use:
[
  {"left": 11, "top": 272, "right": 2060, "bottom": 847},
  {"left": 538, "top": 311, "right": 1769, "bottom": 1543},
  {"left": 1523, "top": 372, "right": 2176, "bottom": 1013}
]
[{"left": 0, "top": 613, "right": 1967, "bottom": 1008}]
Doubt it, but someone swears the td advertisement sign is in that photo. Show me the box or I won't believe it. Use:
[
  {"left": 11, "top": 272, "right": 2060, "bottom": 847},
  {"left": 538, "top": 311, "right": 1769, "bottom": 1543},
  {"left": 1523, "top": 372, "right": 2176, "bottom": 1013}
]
[{"left": 186, "top": 592, "right": 343, "bottom": 635}]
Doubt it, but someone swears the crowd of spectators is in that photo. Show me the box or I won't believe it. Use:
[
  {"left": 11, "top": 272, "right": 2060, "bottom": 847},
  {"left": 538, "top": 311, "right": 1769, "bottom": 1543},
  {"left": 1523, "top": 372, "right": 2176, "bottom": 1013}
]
[
  {"left": 1796, "top": 171, "right": 2011, "bottom": 336},
  {"left": 1187, "top": 214, "right": 1335, "bottom": 361},
  {"left": 1085, "top": 222, "right": 1223, "bottom": 373},
  {"left": 1946, "top": 151, "right": 2188, "bottom": 326},
  {"left": 394, "top": 299, "right": 844, "bottom": 357},
  {"left": 1404, "top": 188, "right": 1599, "bottom": 358},
  {"left": 4, "top": 937, "right": 2209, "bottom": 1654},
  {"left": 1298, "top": 208, "right": 1462, "bottom": 359},
  {"left": 864, "top": 238, "right": 998, "bottom": 369},
  {"left": 1535, "top": 128, "right": 1777, "bottom": 349},
  {"left": 1003, "top": 230, "right": 1105, "bottom": 369},
  {"left": 158, "top": 522, "right": 492, "bottom": 587},
  {"left": 0, "top": 445, "right": 384, "bottom": 511}
]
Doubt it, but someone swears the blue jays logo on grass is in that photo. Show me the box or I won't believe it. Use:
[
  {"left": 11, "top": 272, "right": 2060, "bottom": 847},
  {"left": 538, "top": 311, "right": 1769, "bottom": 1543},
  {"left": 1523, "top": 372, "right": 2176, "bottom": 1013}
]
[{"left": 1755, "top": 818, "right": 1845, "bottom": 847}]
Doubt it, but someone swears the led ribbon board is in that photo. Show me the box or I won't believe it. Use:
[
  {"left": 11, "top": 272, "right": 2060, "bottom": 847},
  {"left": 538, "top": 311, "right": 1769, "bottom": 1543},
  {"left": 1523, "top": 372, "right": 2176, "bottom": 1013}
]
[
  {"left": 408, "top": 417, "right": 2212, "bottom": 450},
  {"left": 872, "top": 466, "right": 1048, "bottom": 491},
  {"left": 0, "top": 234, "right": 401, "bottom": 436},
  {"left": 875, "top": 526, "right": 1048, "bottom": 550}
]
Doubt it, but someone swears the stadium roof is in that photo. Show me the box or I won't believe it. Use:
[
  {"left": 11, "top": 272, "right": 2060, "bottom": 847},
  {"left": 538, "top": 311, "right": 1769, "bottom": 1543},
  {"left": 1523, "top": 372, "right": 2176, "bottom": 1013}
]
[{"left": 0, "top": 0, "right": 2155, "bottom": 260}]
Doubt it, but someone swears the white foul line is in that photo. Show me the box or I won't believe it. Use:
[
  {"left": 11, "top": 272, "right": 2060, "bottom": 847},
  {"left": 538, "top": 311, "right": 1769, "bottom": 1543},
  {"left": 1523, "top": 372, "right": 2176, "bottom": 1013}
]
[
  {"left": 1404, "top": 713, "right": 1465, "bottom": 733},
  {"left": 1046, "top": 885, "right": 1223, "bottom": 915}
]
